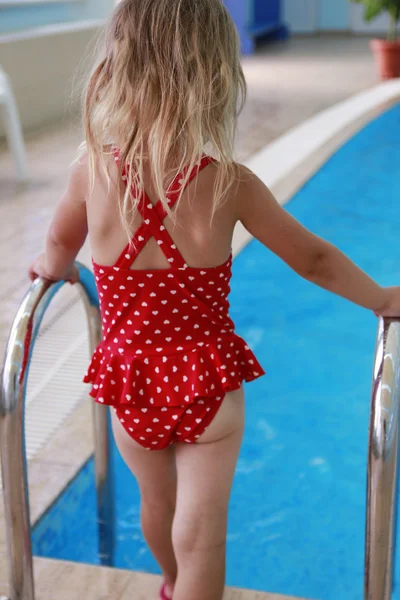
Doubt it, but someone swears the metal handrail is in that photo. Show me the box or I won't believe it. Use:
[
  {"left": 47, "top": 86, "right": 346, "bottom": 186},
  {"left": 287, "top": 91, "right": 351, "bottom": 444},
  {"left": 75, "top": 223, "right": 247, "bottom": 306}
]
[
  {"left": 0, "top": 263, "right": 114, "bottom": 600},
  {"left": 365, "top": 317, "right": 400, "bottom": 600}
]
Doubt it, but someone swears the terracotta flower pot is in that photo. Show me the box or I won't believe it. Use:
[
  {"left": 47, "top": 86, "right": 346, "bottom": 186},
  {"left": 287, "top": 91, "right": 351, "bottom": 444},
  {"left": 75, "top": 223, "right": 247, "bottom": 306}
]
[{"left": 370, "top": 39, "right": 400, "bottom": 80}]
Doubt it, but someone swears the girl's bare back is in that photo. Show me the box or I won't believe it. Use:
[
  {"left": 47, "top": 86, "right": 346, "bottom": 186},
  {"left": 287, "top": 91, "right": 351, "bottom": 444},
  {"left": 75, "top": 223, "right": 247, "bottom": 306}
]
[{"left": 86, "top": 156, "right": 237, "bottom": 272}]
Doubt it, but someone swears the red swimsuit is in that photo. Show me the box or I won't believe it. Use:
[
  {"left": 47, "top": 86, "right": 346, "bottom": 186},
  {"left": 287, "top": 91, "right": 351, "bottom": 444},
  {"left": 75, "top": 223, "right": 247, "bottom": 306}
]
[{"left": 84, "top": 155, "right": 265, "bottom": 450}]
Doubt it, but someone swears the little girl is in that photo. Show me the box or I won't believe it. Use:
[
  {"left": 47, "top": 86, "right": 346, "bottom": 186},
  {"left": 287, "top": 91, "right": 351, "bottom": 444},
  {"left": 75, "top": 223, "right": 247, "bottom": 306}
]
[{"left": 29, "top": 1, "right": 400, "bottom": 599}]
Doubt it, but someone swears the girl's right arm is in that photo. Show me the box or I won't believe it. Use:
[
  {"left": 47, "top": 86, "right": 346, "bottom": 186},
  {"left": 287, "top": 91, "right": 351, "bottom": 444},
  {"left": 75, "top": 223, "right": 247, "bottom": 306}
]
[
  {"left": 29, "top": 158, "right": 88, "bottom": 283},
  {"left": 236, "top": 167, "right": 400, "bottom": 317}
]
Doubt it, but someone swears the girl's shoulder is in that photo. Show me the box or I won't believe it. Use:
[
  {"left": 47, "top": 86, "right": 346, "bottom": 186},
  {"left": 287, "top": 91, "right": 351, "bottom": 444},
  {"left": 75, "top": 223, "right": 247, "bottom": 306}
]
[
  {"left": 65, "top": 148, "right": 90, "bottom": 203},
  {"left": 71, "top": 144, "right": 122, "bottom": 202},
  {"left": 231, "top": 162, "right": 268, "bottom": 216}
]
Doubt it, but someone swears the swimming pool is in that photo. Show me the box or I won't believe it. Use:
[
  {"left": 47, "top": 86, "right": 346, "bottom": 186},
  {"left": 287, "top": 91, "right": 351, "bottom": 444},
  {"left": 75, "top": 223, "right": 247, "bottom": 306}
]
[{"left": 32, "top": 103, "right": 400, "bottom": 600}]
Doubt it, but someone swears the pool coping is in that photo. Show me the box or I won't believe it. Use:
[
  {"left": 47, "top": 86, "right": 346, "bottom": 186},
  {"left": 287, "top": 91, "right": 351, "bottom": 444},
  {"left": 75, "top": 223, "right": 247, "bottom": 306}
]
[
  {"left": 0, "top": 554, "right": 310, "bottom": 600},
  {"left": 1, "top": 80, "right": 400, "bottom": 598}
]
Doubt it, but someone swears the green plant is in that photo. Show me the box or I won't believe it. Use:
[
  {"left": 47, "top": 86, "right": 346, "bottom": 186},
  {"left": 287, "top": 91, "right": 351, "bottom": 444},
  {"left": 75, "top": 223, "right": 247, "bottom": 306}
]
[{"left": 351, "top": 0, "right": 400, "bottom": 40}]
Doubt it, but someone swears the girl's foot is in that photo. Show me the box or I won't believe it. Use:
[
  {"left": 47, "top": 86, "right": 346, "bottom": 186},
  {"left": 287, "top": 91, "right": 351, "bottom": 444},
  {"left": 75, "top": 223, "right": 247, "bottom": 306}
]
[{"left": 160, "top": 582, "right": 172, "bottom": 600}]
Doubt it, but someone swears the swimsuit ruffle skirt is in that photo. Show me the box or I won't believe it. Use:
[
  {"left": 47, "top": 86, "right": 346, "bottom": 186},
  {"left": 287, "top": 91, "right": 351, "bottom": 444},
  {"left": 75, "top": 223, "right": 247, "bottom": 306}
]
[{"left": 84, "top": 154, "right": 265, "bottom": 449}]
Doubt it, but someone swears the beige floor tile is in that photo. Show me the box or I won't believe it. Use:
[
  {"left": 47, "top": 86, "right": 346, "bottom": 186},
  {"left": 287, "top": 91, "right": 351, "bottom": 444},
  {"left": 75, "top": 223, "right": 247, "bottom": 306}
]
[
  {"left": 33, "top": 559, "right": 133, "bottom": 600},
  {"left": 0, "top": 462, "right": 76, "bottom": 550},
  {"left": 0, "top": 556, "right": 310, "bottom": 600},
  {"left": 121, "top": 571, "right": 308, "bottom": 600},
  {"left": 34, "top": 400, "right": 94, "bottom": 469},
  {"left": 112, "top": 569, "right": 163, "bottom": 600},
  {"left": 0, "top": 558, "right": 133, "bottom": 600},
  {"left": 27, "top": 460, "right": 81, "bottom": 524}
]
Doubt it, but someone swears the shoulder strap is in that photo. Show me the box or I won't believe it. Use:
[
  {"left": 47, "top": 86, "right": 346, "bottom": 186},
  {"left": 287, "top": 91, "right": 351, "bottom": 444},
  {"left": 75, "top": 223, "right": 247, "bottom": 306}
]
[{"left": 165, "top": 155, "right": 214, "bottom": 210}]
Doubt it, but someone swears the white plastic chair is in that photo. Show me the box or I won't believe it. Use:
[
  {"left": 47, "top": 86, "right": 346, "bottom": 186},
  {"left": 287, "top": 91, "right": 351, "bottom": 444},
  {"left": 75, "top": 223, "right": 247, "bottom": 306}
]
[{"left": 0, "top": 67, "right": 29, "bottom": 182}]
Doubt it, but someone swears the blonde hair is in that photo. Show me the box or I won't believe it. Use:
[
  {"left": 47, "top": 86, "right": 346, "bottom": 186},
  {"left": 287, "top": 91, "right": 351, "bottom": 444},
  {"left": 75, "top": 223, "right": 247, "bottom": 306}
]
[{"left": 83, "top": 0, "right": 246, "bottom": 234}]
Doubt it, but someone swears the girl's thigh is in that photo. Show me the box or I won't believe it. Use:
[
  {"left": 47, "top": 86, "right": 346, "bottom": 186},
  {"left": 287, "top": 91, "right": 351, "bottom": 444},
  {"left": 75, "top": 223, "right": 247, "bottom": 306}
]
[
  {"left": 111, "top": 409, "right": 177, "bottom": 501},
  {"left": 174, "top": 388, "right": 245, "bottom": 524}
]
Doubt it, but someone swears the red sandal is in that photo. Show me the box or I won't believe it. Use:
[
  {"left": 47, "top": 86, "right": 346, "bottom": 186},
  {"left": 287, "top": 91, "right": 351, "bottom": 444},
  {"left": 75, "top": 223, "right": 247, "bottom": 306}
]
[{"left": 160, "top": 583, "right": 172, "bottom": 600}]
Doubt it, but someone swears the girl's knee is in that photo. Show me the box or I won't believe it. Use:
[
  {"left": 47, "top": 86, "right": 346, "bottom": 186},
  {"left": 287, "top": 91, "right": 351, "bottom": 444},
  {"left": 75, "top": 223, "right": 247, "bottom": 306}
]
[
  {"left": 141, "top": 489, "right": 176, "bottom": 516},
  {"left": 141, "top": 498, "right": 175, "bottom": 540},
  {"left": 172, "top": 508, "right": 227, "bottom": 557}
]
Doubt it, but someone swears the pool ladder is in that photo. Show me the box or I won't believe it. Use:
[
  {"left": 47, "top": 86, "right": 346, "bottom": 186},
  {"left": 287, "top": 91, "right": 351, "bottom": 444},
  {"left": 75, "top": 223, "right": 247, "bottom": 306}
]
[
  {"left": 0, "top": 264, "right": 114, "bottom": 600},
  {"left": 0, "top": 265, "right": 400, "bottom": 600}
]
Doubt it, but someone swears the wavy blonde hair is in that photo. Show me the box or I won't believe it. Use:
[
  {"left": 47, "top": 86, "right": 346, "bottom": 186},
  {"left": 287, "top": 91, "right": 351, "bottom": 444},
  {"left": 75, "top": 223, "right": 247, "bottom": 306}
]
[{"left": 83, "top": 0, "right": 246, "bottom": 234}]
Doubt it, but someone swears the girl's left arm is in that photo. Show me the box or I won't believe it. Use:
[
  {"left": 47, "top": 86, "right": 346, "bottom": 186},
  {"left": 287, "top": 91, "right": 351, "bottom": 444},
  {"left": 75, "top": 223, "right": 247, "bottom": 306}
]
[{"left": 29, "top": 159, "right": 89, "bottom": 283}]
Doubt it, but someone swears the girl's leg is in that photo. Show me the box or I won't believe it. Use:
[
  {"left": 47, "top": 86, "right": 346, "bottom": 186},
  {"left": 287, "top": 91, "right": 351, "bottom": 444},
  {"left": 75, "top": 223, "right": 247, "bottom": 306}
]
[
  {"left": 111, "top": 411, "right": 178, "bottom": 593},
  {"left": 172, "top": 388, "right": 245, "bottom": 600}
]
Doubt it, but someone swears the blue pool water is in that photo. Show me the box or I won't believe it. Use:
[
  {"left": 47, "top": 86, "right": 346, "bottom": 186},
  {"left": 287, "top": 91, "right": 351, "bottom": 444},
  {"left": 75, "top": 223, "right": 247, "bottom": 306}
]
[{"left": 33, "top": 103, "right": 400, "bottom": 600}]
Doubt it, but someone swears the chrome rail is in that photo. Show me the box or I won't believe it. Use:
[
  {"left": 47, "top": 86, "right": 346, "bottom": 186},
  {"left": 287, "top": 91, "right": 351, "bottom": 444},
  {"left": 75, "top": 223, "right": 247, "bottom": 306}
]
[
  {"left": 365, "top": 317, "right": 400, "bottom": 600},
  {"left": 0, "top": 263, "right": 114, "bottom": 600}
]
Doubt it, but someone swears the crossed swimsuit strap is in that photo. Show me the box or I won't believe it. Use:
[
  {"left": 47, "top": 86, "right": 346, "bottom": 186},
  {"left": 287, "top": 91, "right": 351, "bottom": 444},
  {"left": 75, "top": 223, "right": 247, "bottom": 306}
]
[{"left": 113, "top": 152, "right": 213, "bottom": 270}]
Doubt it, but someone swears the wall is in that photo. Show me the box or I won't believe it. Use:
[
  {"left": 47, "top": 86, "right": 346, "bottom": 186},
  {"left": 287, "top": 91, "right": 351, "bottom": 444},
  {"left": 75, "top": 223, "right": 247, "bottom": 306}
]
[
  {"left": 0, "top": 0, "right": 114, "bottom": 34},
  {"left": 283, "top": 0, "right": 317, "bottom": 34},
  {"left": 283, "top": 0, "right": 390, "bottom": 33},
  {"left": 0, "top": 21, "right": 104, "bottom": 135},
  {"left": 223, "top": 0, "right": 253, "bottom": 54},
  {"left": 319, "top": 0, "right": 349, "bottom": 30},
  {"left": 351, "top": 4, "right": 388, "bottom": 33},
  {"left": 0, "top": 1, "right": 114, "bottom": 134}
]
